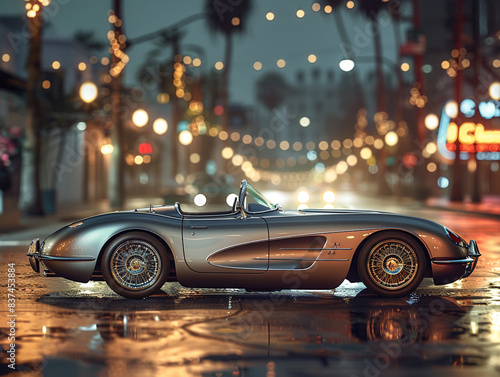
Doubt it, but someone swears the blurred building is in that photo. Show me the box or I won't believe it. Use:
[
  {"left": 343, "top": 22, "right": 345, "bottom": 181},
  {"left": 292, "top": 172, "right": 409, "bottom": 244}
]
[
  {"left": 0, "top": 17, "right": 27, "bottom": 226},
  {"left": 0, "top": 15, "right": 110, "bottom": 225},
  {"left": 417, "top": 0, "right": 500, "bottom": 198}
]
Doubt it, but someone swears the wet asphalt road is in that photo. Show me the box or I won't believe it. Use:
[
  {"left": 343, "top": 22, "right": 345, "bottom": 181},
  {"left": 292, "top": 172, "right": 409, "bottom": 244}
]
[{"left": 1, "top": 204, "right": 500, "bottom": 377}]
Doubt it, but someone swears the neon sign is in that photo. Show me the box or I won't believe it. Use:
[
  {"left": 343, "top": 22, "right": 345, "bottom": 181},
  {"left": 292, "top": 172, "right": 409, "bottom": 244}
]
[{"left": 437, "top": 99, "right": 500, "bottom": 162}]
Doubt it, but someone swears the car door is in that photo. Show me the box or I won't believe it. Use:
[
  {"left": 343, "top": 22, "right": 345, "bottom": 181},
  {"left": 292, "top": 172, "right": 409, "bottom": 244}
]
[{"left": 182, "top": 214, "right": 269, "bottom": 273}]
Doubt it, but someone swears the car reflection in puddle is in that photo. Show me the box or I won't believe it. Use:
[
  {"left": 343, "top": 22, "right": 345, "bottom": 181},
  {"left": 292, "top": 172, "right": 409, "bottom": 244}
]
[{"left": 26, "top": 290, "right": 495, "bottom": 376}]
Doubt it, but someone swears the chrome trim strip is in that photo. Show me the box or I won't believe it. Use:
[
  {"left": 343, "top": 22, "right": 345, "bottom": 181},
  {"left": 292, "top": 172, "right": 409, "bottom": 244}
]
[
  {"left": 36, "top": 255, "right": 96, "bottom": 262},
  {"left": 267, "top": 228, "right": 381, "bottom": 241},
  {"left": 254, "top": 257, "right": 349, "bottom": 262},
  {"left": 432, "top": 257, "right": 474, "bottom": 264},
  {"left": 279, "top": 247, "right": 352, "bottom": 251},
  {"left": 206, "top": 261, "right": 268, "bottom": 270}
]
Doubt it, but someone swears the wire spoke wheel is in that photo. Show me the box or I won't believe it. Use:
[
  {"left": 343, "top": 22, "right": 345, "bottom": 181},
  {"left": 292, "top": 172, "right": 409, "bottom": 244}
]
[
  {"left": 358, "top": 232, "right": 425, "bottom": 297},
  {"left": 367, "top": 240, "right": 417, "bottom": 290},
  {"left": 111, "top": 240, "right": 161, "bottom": 290}
]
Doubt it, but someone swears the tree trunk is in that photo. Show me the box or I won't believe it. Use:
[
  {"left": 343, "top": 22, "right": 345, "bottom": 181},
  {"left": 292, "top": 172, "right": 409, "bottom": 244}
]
[
  {"left": 372, "top": 14, "right": 389, "bottom": 195},
  {"left": 412, "top": 0, "right": 428, "bottom": 200},
  {"left": 393, "top": 17, "right": 403, "bottom": 197},
  {"left": 221, "top": 33, "right": 233, "bottom": 133},
  {"left": 109, "top": 0, "right": 125, "bottom": 209},
  {"left": 471, "top": 0, "right": 481, "bottom": 203},
  {"left": 450, "top": 0, "right": 465, "bottom": 202},
  {"left": 171, "top": 36, "right": 180, "bottom": 180},
  {"left": 372, "top": 17, "right": 386, "bottom": 113},
  {"left": 21, "top": 2, "right": 44, "bottom": 215}
]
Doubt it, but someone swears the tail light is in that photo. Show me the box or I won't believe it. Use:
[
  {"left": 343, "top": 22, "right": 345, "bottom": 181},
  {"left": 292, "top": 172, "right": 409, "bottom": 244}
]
[{"left": 445, "top": 228, "right": 465, "bottom": 246}]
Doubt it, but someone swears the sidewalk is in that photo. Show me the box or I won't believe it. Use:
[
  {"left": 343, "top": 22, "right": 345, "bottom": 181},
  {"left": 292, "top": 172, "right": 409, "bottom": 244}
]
[
  {"left": 425, "top": 195, "right": 500, "bottom": 218},
  {"left": 335, "top": 191, "right": 500, "bottom": 219},
  {"left": 0, "top": 196, "right": 164, "bottom": 235}
]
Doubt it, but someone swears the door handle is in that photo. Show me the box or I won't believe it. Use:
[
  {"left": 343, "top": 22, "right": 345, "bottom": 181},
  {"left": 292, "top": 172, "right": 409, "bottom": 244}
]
[{"left": 190, "top": 226, "right": 208, "bottom": 229}]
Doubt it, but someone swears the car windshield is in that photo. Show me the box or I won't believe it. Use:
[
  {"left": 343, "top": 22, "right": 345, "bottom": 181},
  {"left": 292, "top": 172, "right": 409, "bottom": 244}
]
[{"left": 245, "top": 183, "right": 276, "bottom": 212}]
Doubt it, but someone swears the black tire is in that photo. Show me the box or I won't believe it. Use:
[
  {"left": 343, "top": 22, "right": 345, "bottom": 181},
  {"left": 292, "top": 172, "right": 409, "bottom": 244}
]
[
  {"left": 102, "top": 232, "right": 169, "bottom": 299},
  {"left": 357, "top": 232, "right": 426, "bottom": 297}
]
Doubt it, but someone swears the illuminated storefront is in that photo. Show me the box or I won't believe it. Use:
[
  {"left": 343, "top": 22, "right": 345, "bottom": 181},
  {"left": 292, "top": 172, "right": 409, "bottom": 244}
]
[{"left": 437, "top": 99, "right": 500, "bottom": 162}]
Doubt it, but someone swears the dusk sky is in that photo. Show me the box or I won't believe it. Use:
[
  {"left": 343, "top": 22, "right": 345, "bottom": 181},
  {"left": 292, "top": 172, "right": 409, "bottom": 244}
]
[{"left": 1, "top": 0, "right": 404, "bottom": 105}]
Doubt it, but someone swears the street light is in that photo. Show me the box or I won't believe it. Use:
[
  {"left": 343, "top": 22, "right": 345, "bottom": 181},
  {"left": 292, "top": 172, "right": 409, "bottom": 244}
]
[
  {"left": 79, "top": 82, "right": 98, "bottom": 103},
  {"left": 489, "top": 82, "right": 500, "bottom": 100},
  {"left": 132, "top": 109, "right": 148, "bottom": 127},
  {"left": 425, "top": 113, "right": 439, "bottom": 130},
  {"left": 179, "top": 130, "right": 193, "bottom": 145},
  {"left": 444, "top": 101, "right": 458, "bottom": 118},
  {"left": 385, "top": 131, "right": 398, "bottom": 147},
  {"left": 360, "top": 147, "right": 373, "bottom": 160},
  {"left": 153, "top": 118, "right": 168, "bottom": 135},
  {"left": 339, "top": 59, "right": 355, "bottom": 72},
  {"left": 101, "top": 143, "right": 114, "bottom": 155}
]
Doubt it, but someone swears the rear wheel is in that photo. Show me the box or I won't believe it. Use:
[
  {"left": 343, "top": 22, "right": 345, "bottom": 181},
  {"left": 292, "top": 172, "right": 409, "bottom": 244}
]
[
  {"left": 357, "top": 232, "right": 425, "bottom": 297},
  {"left": 102, "top": 232, "right": 169, "bottom": 299}
]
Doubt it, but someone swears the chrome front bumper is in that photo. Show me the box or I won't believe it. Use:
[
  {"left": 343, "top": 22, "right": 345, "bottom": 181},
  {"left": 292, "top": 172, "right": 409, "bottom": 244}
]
[
  {"left": 26, "top": 238, "right": 41, "bottom": 273},
  {"left": 26, "top": 238, "right": 95, "bottom": 277},
  {"left": 432, "top": 239, "right": 481, "bottom": 279}
]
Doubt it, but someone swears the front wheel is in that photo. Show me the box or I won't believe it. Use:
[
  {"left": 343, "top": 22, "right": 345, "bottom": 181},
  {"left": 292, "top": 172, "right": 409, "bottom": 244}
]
[
  {"left": 102, "top": 232, "right": 169, "bottom": 299},
  {"left": 357, "top": 232, "right": 426, "bottom": 297}
]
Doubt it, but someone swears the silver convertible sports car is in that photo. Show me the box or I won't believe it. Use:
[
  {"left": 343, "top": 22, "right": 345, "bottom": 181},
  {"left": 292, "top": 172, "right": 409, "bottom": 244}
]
[{"left": 27, "top": 180, "right": 480, "bottom": 299}]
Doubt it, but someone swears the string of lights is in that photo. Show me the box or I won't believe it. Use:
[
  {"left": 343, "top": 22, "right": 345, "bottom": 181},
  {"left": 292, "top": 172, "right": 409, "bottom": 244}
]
[{"left": 107, "top": 10, "right": 129, "bottom": 78}]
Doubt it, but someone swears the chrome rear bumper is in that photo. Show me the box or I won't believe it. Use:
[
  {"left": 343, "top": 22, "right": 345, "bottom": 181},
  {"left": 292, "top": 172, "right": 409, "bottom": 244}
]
[
  {"left": 462, "top": 239, "right": 481, "bottom": 278},
  {"left": 432, "top": 239, "right": 481, "bottom": 279}
]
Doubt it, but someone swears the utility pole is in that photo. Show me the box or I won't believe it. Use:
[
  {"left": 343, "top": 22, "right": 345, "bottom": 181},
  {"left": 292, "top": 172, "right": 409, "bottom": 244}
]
[
  {"left": 171, "top": 34, "right": 181, "bottom": 180},
  {"left": 412, "top": 0, "right": 427, "bottom": 200},
  {"left": 413, "top": 0, "right": 426, "bottom": 144},
  {"left": 471, "top": 0, "right": 482, "bottom": 203},
  {"left": 450, "top": 0, "right": 465, "bottom": 202}
]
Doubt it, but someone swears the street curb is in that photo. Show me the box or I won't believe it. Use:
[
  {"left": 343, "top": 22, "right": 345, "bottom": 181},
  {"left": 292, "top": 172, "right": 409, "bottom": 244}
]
[{"left": 423, "top": 204, "right": 500, "bottom": 220}]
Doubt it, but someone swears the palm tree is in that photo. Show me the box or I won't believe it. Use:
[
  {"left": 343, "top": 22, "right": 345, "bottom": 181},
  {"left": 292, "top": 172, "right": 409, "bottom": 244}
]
[
  {"left": 256, "top": 72, "right": 289, "bottom": 112},
  {"left": 204, "top": 0, "right": 252, "bottom": 132}
]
